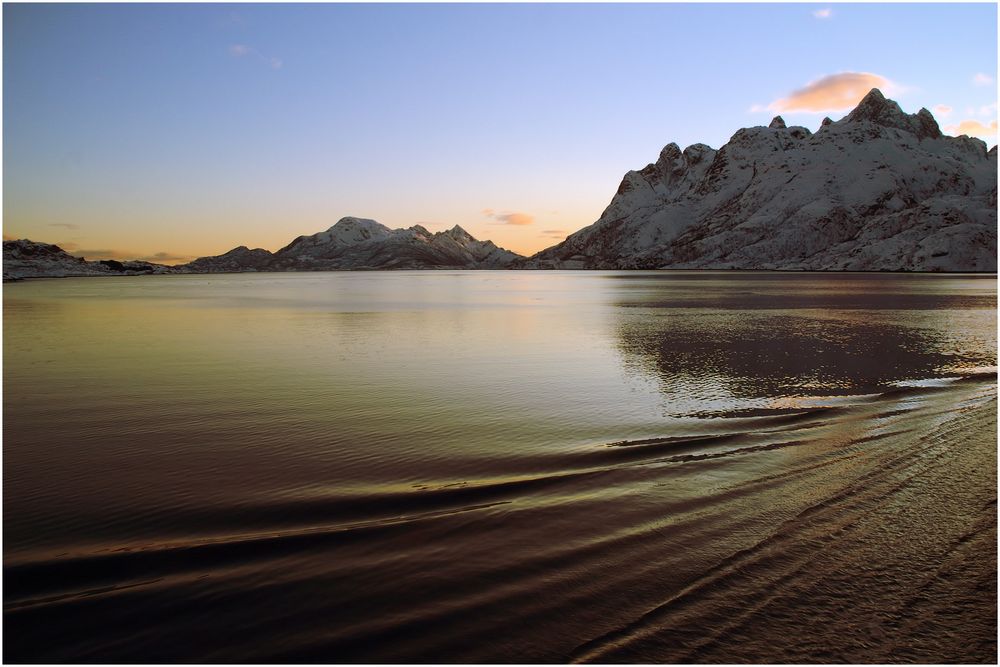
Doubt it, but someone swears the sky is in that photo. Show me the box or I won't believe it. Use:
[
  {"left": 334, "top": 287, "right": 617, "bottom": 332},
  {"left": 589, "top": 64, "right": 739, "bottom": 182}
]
[{"left": 3, "top": 2, "right": 998, "bottom": 263}]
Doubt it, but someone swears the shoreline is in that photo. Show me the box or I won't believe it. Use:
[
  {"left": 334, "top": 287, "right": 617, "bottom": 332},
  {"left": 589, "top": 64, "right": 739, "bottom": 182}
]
[{"left": 5, "top": 267, "right": 1000, "bottom": 282}]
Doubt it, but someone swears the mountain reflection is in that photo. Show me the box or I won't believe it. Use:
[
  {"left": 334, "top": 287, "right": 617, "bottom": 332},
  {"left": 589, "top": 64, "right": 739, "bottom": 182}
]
[{"left": 610, "top": 273, "right": 997, "bottom": 414}]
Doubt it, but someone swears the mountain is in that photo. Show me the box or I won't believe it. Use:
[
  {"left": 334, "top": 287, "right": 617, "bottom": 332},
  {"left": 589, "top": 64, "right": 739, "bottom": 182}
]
[
  {"left": 181, "top": 246, "right": 275, "bottom": 273},
  {"left": 176, "top": 217, "right": 521, "bottom": 272},
  {"left": 524, "top": 89, "right": 997, "bottom": 271},
  {"left": 9, "top": 93, "right": 995, "bottom": 278},
  {"left": 2, "top": 240, "right": 172, "bottom": 280}
]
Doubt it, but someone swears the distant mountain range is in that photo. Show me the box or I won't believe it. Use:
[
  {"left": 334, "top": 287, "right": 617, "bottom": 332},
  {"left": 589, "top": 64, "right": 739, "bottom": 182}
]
[
  {"left": 3, "top": 220, "right": 522, "bottom": 279},
  {"left": 180, "top": 218, "right": 521, "bottom": 273},
  {"left": 4, "top": 89, "right": 996, "bottom": 280}
]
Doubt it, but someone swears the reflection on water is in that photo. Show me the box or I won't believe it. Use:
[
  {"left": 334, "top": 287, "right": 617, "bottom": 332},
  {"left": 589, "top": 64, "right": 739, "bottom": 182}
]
[
  {"left": 3, "top": 271, "right": 997, "bottom": 662},
  {"left": 612, "top": 273, "right": 995, "bottom": 415}
]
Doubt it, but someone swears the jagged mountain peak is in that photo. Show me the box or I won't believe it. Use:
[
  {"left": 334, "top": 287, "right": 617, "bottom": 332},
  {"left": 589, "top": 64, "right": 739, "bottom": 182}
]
[
  {"left": 447, "top": 224, "right": 473, "bottom": 239},
  {"left": 768, "top": 116, "right": 787, "bottom": 129},
  {"left": 837, "top": 88, "right": 946, "bottom": 140},
  {"left": 846, "top": 88, "right": 894, "bottom": 119},
  {"left": 845, "top": 88, "right": 913, "bottom": 130},
  {"left": 914, "top": 107, "right": 943, "bottom": 139}
]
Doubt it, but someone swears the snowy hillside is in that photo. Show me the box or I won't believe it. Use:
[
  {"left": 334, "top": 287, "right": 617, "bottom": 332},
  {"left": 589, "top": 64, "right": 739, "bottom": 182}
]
[
  {"left": 3, "top": 240, "right": 172, "bottom": 280},
  {"left": 525, "top": 89, "right": 997, "bottom": 271}
]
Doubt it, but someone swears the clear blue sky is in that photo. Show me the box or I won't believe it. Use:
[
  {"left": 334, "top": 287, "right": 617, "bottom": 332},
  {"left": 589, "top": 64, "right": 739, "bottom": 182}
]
[{"left": 4, "top": 3, "right": 997, "bottom": 262}]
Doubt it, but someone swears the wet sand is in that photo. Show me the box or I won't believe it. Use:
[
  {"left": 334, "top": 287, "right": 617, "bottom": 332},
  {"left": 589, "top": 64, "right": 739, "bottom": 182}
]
[{"left": 573, "top": 377, "right": 998, "bottom": 663}]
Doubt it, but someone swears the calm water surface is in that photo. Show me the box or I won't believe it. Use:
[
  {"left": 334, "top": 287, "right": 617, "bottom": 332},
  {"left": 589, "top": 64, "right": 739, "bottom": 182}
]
[{"left": 4, "top": 271, "right": 997, "bottom": 662}]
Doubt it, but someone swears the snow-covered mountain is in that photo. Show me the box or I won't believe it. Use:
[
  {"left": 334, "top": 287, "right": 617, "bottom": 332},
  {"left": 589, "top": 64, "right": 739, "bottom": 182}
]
[
  {"left": 177, "top": 217, "right": 522, "bottom": 272},
  {"left": 180, "top": 245, "right": 276, "bottom": 273},
  {"left": 524, "top": 89, "right": 997, "bottom": 271},
  {"left": 3, "top": 240, "right": 171, "bottom": 280}
]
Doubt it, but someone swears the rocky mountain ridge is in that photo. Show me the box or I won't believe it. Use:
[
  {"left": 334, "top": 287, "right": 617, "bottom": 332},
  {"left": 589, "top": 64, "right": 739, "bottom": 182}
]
[
  {"left": 523, "top": 89, "right": 996, "bottom": 271},
  {"left": 177, "top": 218, "right": 522, "bottom": 272}
]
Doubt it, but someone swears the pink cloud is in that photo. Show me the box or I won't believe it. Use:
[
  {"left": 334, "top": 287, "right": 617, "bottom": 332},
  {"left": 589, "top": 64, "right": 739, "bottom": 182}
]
[
  {"left": 943, "top": 118, "right": 998, "bottom": 140},
  {"left": 763, "top": 72, "right": 895, "bottom": 113},
  {"left": 483, "top": 209, "right": 534, "bottom": 225},
  {"left": 495, "top": 212, "right": 534, "bottom": 226}
]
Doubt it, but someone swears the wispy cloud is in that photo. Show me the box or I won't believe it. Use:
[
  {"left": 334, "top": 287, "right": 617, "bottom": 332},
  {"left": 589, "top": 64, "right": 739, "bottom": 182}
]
[
  {"left": 973, "top": 72, "right": 994, "bottom": 86},
  {"left": 943, "top": 119, "right": 998, "bottom": 140},
  {"left": 229, "top": 44, "right": 283, "bottom": 69},
  {"left": 483, "top": 209, "right": 534, "bottom": 226},
  {"left": 756, "top": 72, "right": 896, "bottom": 113},
  {"left": 932, "top": 104, "right": 953, "bottom": 118},
  {"left": 812, "top": 8, "right": 833, "bottom": 19},
  {"left": 540, "top": 229, "right": 568, "bottom": 239},
  {"left": 47, "top": 223, "right": 80, "bottom": 230}
]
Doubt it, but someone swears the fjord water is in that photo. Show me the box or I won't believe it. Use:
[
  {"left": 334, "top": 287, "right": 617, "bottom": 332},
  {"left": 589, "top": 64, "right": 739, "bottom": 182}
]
[{"left": 4, "top": 271, "right": 997, "bottom": 662}]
